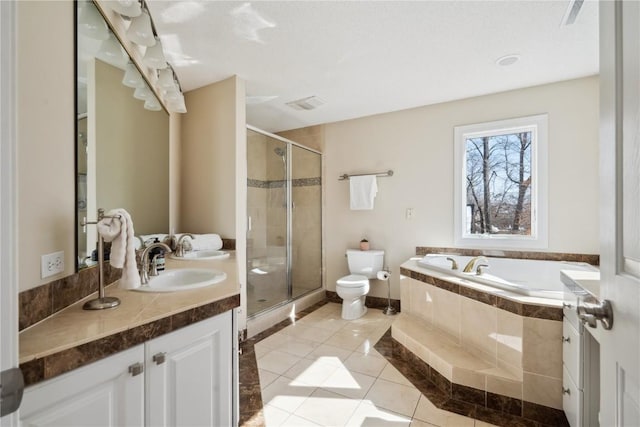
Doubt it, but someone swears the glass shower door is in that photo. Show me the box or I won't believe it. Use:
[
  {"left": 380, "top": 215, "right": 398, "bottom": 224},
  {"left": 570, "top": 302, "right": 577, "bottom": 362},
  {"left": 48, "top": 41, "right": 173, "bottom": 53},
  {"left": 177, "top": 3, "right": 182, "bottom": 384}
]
[
  {"left": 291, "top": 145, "right": 322, "bottom": 298},
  {"left": 246, "top": 129, "right": 288, "bottom": 315}
]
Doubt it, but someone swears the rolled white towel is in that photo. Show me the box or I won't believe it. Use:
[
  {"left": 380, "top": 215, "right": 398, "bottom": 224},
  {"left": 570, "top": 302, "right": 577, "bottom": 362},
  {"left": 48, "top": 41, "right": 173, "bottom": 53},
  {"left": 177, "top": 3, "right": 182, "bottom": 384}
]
[
  {"left": 189, "top": 234, "right": 223, "bottom": 251},
  {"left": 97, "top": 209, "right": 141, "bottom": 290}
]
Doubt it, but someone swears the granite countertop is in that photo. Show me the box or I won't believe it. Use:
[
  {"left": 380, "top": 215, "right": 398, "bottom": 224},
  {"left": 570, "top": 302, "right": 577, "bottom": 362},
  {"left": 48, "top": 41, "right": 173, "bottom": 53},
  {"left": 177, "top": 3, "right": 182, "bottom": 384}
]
[{"left": 19, "top": 253, "right": 240, "bottom": 385}]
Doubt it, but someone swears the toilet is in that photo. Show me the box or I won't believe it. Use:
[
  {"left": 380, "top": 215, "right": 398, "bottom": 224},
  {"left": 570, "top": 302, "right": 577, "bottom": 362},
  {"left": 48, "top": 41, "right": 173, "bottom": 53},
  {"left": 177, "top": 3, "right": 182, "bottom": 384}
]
[{"left": 336, "top": 249, "right": 384, "bottom": 320}]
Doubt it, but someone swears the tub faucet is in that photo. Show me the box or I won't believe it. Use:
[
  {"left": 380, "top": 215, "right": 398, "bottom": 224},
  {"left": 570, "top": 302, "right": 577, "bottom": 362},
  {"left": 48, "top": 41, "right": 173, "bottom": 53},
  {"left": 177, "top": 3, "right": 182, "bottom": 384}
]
[
  {"left": 445, "top": 257, "right": 458, "bottom": 270},
  {"left": 175, "top": 233, "right": 195, "bottom": 257},
  {"left": 140, "top": 242, "right": 172, "bottom": 284},
  {"left": 462, "top": 256, "right": 489, "bottom": 273}
]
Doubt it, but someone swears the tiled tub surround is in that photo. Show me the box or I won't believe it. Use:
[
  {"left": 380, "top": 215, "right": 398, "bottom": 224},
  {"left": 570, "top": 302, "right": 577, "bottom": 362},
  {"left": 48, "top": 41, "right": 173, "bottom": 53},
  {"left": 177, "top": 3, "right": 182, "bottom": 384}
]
[
  {"left": 396, "top": 259, "right": 569, "bottom": 426},
  {"left": 416, "top": 246, "right": 599, "bottom": 266},
  {"left": 19, "top": 254, "right": 240, "bottom": 386}
]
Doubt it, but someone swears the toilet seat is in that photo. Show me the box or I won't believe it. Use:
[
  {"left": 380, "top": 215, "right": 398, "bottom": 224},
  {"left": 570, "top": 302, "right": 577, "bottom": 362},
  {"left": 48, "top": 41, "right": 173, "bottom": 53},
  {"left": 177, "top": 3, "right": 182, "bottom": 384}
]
[{"left": 336, "top": 274, "right": 369, "bottom": 287}]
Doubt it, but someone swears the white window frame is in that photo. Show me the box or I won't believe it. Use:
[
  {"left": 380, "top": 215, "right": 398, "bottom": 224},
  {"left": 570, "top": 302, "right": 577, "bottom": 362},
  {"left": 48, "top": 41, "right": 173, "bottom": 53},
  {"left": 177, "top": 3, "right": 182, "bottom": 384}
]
[{"left": 453, "top": 114, "right": 548, "bottom": 249}]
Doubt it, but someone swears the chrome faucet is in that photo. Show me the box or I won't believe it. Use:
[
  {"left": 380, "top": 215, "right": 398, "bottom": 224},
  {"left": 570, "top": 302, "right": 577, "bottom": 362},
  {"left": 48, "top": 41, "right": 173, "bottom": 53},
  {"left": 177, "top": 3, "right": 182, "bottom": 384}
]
[
  {"left": 140, "top": 242, "right": 172, "bottom": 284},
  {"left": 175, "top": 233, "right": 195, "bottom": 257},
  {"left": 462, "top": 256, "right": 489, "bottom": 273}
]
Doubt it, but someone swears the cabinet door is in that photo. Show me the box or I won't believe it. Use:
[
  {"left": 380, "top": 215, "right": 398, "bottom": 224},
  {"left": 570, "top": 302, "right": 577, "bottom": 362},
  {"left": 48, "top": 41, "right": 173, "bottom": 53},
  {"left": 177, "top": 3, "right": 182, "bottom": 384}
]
[
  {"left": 146, "top": 312, "right": 233, "bottom": 427},
  {"left": 20, "top": 345, "right": 145, "bottom": 427}
]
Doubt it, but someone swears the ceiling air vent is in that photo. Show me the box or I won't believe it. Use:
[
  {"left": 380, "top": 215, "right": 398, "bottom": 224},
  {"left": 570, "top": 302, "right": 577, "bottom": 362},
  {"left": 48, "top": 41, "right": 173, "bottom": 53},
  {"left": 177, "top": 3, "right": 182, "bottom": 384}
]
[{"left": 286, "top": 96, "right": 325, "bottom": 111}]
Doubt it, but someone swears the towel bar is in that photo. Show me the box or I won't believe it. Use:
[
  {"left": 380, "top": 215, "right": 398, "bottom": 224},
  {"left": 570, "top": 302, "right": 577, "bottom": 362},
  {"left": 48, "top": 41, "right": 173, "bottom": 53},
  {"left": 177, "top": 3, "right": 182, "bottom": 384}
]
[{"left": 339, "top": 169, "right": 393, "bottom": 181}]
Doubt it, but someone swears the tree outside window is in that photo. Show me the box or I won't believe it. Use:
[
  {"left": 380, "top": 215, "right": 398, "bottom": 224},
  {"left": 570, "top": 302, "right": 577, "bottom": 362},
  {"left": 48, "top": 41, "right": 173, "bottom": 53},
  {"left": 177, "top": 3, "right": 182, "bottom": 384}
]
[{"left": 453, "top": 114, "right": 548, "bottom": 249}]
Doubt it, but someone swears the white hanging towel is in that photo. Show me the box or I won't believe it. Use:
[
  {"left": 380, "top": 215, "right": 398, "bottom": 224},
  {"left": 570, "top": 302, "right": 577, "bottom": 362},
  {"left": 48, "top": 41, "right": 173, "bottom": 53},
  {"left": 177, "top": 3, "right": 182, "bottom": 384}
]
[
  {"left": 97, "top": 208, "right": 141, "bottom": 290},
  {"left": 349, "top": 175, "right": 378, "bottom": 210}
]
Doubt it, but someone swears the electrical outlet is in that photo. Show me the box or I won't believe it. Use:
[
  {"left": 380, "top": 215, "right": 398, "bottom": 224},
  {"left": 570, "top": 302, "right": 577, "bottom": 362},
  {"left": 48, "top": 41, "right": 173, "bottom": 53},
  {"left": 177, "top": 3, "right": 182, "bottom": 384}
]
[{"left": 41, "top": 251, "right": 64, "bottom": 279}]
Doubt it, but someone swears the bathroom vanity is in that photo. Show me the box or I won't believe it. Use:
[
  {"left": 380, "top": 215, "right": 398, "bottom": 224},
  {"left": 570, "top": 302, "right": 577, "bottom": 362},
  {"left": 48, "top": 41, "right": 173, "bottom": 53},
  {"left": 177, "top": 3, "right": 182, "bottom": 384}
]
[
  {"left": 561, "top": 270, "right": 602, "bottom": 427},
  {"left": 18, "top": 255, "right": 240, "bottom": 426}
]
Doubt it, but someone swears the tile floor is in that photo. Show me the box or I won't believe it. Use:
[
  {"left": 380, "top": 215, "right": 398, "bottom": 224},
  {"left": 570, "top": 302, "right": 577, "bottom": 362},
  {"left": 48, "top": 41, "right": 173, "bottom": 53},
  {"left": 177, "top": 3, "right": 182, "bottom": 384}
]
[{"left": 255, "top": 303, "right": 498, "bottom": 426}]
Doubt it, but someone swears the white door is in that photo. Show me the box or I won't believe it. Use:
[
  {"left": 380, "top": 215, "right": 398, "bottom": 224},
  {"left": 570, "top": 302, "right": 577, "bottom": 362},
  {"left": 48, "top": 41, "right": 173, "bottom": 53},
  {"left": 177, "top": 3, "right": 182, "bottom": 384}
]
[
  {"left": 0, "top": 0, "right": 19, "bottom": 425},
  {"left": 20, "top": 346, "right": 145, "bottom": 427},
  {"left": 598, "top": 1, "right": 640, "bottom": 425},
  {"left": 146, "top": 313, "right": 233, "bottom": 427}
]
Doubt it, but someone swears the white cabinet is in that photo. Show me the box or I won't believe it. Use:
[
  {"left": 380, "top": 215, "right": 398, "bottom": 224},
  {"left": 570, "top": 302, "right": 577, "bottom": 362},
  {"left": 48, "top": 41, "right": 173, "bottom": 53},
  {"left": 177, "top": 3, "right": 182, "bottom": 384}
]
[
  {"left": 20, "top": 311, "right": 235, "bottom": 427},
  {"left": 20, "top": 345, "right": 145, "bottom": 427},
  {"left": 146, "top": 311, "right": 233, "bottom": 427},
  {"left": 562, "top": 293, "right": 600, "bottom": 427}
]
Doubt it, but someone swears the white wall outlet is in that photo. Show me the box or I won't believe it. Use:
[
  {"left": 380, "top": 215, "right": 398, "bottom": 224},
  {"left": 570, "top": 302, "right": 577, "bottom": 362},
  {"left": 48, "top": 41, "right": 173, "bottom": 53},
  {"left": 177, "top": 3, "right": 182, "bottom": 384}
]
[
  {"left": 41, "top": 251, "right": 64, "bottom": 279},
  {"left": 406, "top": 208, "right": 415, "bottom": 220}
]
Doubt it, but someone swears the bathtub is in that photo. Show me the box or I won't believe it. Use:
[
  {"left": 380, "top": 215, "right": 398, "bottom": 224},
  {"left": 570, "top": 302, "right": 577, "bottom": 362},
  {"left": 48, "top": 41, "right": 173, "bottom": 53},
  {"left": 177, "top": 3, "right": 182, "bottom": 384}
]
[{"left": 415, "top": 254, "right": 598, "bottom": 299}]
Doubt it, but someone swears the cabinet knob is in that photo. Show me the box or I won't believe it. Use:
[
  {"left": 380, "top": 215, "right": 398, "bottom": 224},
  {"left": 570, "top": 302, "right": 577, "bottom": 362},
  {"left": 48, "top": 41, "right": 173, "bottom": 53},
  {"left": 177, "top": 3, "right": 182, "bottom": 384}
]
[
  {"left": 128, "top": 362, "right": 144, "bottom": 377},
  {"left": 562, "top": 336, "right": 571, "bottom": 343},
  {"left": 562, "top": 303, "right": 573, "bottom": 309},
  {"left": 153, "top": 352, "right": 167, "bottom": 365},
  {"left": 562, "top": 387, "right": 571, "bottom": 395}
]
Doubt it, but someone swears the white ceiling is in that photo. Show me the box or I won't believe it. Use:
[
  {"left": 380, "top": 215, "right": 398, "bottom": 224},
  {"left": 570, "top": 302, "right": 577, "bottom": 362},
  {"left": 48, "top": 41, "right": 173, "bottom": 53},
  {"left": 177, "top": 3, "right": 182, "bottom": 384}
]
[{"left": 147, "top": 0, "right": 599, "bottom": 133}]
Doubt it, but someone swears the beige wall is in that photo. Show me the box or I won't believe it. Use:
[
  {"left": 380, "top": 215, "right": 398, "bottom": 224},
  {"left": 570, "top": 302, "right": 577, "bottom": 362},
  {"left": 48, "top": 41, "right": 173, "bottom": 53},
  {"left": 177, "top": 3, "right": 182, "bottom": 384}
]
[
  {"left": 17, "top": 1, "right": 75, "bottom": 290},
  {"left": 94, "top": 59, "right": 169, "bottom": 235},
  {"left": 180, "top": 75, "right": 245, "bottom": 238},
  {"left": 324, "top": 77, "right": 600, "bottom": 299}
]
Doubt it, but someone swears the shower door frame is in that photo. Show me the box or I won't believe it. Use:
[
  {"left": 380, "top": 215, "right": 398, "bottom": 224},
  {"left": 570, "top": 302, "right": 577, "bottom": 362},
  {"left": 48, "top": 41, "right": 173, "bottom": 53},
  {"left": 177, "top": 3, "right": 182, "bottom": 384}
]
[{"left": 246, "top": 125, "right": 323, "bottom": 318}]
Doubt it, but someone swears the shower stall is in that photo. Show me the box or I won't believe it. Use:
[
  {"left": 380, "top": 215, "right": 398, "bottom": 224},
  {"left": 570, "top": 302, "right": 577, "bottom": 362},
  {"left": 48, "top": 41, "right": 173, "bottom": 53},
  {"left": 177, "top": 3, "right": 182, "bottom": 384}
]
[{"left": 246, "top": 126, "right": 323, "bottom": 317}]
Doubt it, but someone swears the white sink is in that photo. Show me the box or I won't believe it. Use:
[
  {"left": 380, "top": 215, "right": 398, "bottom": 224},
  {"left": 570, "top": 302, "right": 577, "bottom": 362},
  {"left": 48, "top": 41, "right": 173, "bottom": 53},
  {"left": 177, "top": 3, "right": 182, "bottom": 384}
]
[
  {"left": 170, "top": 250, "right": 230, "bottom": 261},
  {"left": 134, "top": 268, "right": 227, "bottom": 292}
]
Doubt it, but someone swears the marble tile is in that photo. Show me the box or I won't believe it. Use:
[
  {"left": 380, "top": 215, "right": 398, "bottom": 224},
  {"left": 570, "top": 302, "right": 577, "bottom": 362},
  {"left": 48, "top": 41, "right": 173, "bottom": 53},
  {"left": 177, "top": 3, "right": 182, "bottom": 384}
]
[
  {"left": 451, "top": 367, "right": 486, "bottom": 390},
  {"left": 321, "top": 368, "right": 376, "bottom": 400},
  {"left": 280, "top": 414, "right": 321, "bottom": 426},
  {"left": 460, "top": 297, "right": 497, "bottom": 361},
  {"left": 258, "top": 369, "right": 279, "bottom": 389},
  {"left": 522, "top": 317, "right": 562, "bottom": 378},
  {"left": 452, "top": 383, "right": 486, "bottom": 406},
  {"left": 523, "top": 372, "right": 563, "bottom": 410},
  {"left": 261, "top": 376, "right": 314, "bottom": 413},
  {"left": 364, "top": 378, "right": 421, "bottom": 417},
  {"left": 378, "top": 363, "right": 414, "bottom": 387},
  {"left": 343, "top": 351, "right": 388, "bottom": 378},
  {"left": 305, "top": 343, "right": 353, "bottom": 364},
  {"left": 292, "top": 388, "right": 361, "bottom": 426},
  {"left": 410, "top": 278, "right": 434, "bottom": 323},
  {"left": 258, "top": 350, "right": 303, "bottom": 375},
  {"left": 282, "top": 357, "right": 340, "bottom": 387},
  {"left": 486, "top": 392, "right": 522, "bottom": 417},
  {"left": 263, "top": 404, "right": 291, "bottom": 427},
  {"left": 496, "top": 309, "right": 523, "bottom": 369},
  {"left": 412, "top": 395, "right": 475, "bottom": 427},
  {"left": 346, "top": 400, "right": 412, "bottom": 426},
  {"left": 324, "top": 330, "right": 368, "bottom": 351},
  {"left": 485, "top": 375, "right": 522, "bottom": 400},
  {"left": 522, "top": 401, "right": 569, "bottom": 426},
  {"left": 409, "top": 420, "right": 437, "bottom": 427},
  {"left": 431, "top": 285, "right": 462, "bottom": 342},
  {"left": 274, "top": 335, "right": 321, "bottom": 358}
]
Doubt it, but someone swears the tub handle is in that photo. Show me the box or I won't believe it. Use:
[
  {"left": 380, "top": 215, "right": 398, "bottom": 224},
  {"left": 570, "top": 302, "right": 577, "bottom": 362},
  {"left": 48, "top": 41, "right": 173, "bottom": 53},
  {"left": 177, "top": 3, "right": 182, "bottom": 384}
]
[
  {"left": 445, "top": 257, "right": 458, "bottom": 270},
  {"left": 475, "top": 264, "right": 489, "bottom": 275}
]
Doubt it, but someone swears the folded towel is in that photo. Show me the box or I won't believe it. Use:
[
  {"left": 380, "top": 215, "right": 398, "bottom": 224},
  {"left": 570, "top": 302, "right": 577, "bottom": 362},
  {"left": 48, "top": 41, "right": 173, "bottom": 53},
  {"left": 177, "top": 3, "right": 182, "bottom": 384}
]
[
  {"left": 349, "top": 175, "right": 378, "bottom": 210},
  {"left": 187, "top": 234, "right": 223, "bottom": 251},
  {"left": 97, "top": 209, "right": 141, "bottom": 290}
]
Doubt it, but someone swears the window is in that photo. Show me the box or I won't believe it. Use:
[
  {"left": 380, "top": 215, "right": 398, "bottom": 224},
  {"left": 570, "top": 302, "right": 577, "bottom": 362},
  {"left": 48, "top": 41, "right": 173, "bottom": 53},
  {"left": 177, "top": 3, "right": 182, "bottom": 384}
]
[{"left": 454, "top": 114, "right": 548, "bottom": 249}]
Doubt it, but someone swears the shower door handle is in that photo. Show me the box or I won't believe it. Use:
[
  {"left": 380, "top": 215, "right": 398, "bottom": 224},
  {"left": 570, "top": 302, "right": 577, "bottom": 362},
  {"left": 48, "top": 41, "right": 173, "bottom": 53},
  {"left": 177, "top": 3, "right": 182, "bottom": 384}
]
[{"left": 248, "top": 216, "right": 252, "bottom": 232}]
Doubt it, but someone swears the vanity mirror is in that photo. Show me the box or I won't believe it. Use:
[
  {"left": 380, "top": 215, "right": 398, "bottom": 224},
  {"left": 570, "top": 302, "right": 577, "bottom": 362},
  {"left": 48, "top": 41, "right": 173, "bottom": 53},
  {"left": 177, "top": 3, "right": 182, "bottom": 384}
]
[{"left": 76, "top": 0, "right": 169, "bottom": 269}]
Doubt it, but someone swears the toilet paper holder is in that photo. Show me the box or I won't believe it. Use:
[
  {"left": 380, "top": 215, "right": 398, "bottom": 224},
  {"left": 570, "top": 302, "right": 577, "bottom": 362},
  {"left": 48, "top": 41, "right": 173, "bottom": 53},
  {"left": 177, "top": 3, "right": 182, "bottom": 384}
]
[{"left": 377, "top": 267, "right": 397, "bottom": 316}]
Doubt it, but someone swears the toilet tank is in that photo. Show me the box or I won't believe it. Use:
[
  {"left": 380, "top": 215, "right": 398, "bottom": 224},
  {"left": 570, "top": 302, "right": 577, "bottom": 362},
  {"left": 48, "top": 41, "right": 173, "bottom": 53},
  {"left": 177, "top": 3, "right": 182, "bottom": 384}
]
[{"left": 346, "top": 249, "right": 384, "bottom": 279}]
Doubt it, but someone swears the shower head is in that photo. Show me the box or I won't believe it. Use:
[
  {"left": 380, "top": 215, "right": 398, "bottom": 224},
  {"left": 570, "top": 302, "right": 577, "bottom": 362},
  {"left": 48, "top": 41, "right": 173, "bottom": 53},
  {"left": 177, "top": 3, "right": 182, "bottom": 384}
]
[{"left": 274, "top": 147, "right": 286, "bottom": 157}]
